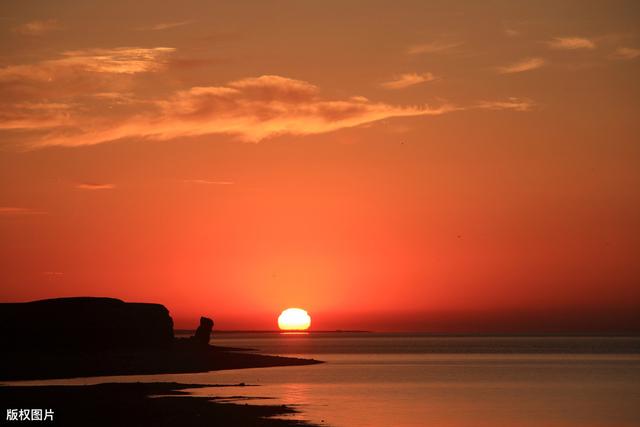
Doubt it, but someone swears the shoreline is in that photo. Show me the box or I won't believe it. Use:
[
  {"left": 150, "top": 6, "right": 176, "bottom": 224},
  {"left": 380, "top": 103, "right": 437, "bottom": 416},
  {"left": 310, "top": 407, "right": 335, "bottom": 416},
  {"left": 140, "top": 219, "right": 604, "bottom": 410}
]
[
  {"left": 1, "top": 346, "right": 324, "bottom": 425},
  {"left": 0, "top": 382, "right": 318, "bottom": 426},
  {"left": 1, "top": 345, "right": 323, "bottom": 382}
]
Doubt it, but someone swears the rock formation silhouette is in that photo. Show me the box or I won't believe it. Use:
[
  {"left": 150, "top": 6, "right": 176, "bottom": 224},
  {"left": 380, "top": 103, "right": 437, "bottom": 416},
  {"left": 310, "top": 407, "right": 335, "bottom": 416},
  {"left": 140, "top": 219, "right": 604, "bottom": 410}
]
[
  {"left": 191, "top": 316, "right": 214, "bottom": 347},
  {"left": 0, "top": 296, "right": 322, "bottom": 381}
]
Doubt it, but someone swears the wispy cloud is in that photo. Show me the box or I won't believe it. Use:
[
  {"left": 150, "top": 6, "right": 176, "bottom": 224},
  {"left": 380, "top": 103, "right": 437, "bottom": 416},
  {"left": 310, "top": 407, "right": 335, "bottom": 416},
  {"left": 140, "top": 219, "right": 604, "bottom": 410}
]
[
  {"left": 497, "top": 57, "right": 546, "bottom": 74},
  {"left": 76, "top": 183, "right": 115, "bottom": 190},
  {"left": 0, "top": 43, "right": 536, "bottom": 149},
  {"left": 407, "top": 41, "right": 462, "bottom": 55},
  {"left": 381, "top": 72, "right": 437, "bottom": 90},
  {"left": 43, "top": 271, "right": 64, "bottom": 277},
  {"left": 611, "top": 47, "right": 640, "bottom": 60},
  {"left": 0, "top": 47, "right": 175, "bottom": 82},
  {"left": 183, "top": 179, "right": 234, "bottom": 185},
  {"left": 14, "top": 19, "right": 60, "bottom": 36},
  {"left": 137, "top": 21, "right": 192, "bottom": 31},
  {"left": 502, "top": 20, "right": 527, "bottom": 38},
  {"left": 16, "top": 74, "right": 457, "bottom": 147},
  {"left": 0, "top": 47, "right": 176, "bottom": 124},
  {"left": 475, "top": 97, "right": 535, "bottom": 112},
  {"left": 0, "top": 207, "right": 46, "bottom": 215},
  {"left": 0, "top": 102, "right": 73, "bottom": 130},
  {"left": 548, "top": 37, "right": 596, "bottom": 50},
  {"left": 504, "top": 28, "right": 520, "bottom": 37},
  {"left": 53, "top": 47, "right": 175, "bottom": 74}
]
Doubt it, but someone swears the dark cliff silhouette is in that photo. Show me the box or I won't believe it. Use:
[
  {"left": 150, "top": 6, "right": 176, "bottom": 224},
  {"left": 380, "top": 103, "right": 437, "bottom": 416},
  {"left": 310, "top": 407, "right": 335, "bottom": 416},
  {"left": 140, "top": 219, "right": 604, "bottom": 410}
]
[
  {"left": 0, "top": 296, "right": 321, "bottom": 381},
  {"left": 0, "top": 297, "right": 174, "bottom": 351}
]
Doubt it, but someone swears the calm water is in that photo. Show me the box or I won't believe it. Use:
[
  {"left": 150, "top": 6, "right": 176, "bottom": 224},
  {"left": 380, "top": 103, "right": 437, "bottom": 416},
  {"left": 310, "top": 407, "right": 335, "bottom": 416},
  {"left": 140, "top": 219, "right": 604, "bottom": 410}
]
[{"left": 12, "top": 333, "right": 640, "bottom": 426}]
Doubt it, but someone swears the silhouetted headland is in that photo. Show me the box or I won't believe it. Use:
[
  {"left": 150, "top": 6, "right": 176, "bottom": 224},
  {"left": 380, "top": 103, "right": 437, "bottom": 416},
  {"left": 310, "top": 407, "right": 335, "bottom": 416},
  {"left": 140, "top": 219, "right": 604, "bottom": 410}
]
[{"left": 0, "top": 297, "right": 322, "bottom": 381}]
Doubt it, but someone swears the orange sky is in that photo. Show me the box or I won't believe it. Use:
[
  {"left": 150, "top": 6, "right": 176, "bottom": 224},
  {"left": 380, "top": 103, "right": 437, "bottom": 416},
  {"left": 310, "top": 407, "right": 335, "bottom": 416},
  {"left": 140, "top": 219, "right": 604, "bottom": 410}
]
[{"left": 1, "top": 1, "right": 639, "bottom": 331}]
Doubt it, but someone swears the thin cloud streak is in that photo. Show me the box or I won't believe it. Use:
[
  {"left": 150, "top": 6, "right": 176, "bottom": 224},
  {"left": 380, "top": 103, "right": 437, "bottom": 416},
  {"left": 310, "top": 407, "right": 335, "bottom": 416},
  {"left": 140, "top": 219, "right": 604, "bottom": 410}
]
[
  {"left": 611, "top": 47, "right": 640, "bottom": 60},
  {"left": 55, "top": 47, "right": 175, "bottom": 74},
  {"left": 548, "top": 37, "right": 596, "bottom": 50},
  {"left": 0, "top": 47, "right": 175, "bottom": 81},
  {"left": 0, "top": 102, "right": 73, "bottom": 130},
  {"left": 381, "top": 73, "right": 437, "bottom": 90},
  {"left": 407, "top": 41, "right": 462, "bottom": 55},
  {"left": 475, "top": 98, "right": 535, "bottom": 112},
  {"left": 497, "top": 57, "right": 546, "bottom": 74},
  {"left": 43, "top": 271, "right": 64, "bottom": 277},
  {"left": 183, "top": 179, "right": 235, "bottom": 185},
  {"left": 137, "top": 21, "right": 192, "bottom": 31},
  {"left": 0, "top": 207, "right": 46, "bottom": 215},
  {"left": 76, "top": 183, "right": 116, "bottom": 190},
  {"left": 504, "top": 28, "right": 520, "bottom": 37},
  {"left": 14, "top": 19, "right": 60, "bottom": 36}
]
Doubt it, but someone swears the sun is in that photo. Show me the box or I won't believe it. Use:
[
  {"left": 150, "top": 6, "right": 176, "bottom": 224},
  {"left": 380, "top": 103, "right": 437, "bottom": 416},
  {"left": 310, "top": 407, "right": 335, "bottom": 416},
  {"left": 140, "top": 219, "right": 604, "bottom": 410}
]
[{"left": 278, "top": 308, "right": 311, "bottom": 331}]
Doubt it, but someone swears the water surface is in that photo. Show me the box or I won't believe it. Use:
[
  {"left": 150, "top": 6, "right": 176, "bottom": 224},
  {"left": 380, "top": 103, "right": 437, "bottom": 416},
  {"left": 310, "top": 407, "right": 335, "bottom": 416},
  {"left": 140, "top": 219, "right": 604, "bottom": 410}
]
[{"left": 13, "top": 334, "right": 640, "bottom": 427}]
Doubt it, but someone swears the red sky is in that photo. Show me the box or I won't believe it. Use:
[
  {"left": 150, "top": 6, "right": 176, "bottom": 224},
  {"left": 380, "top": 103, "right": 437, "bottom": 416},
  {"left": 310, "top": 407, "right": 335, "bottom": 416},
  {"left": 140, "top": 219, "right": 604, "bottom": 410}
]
[{"left": 1, "top": 1, "right": 639, "bottom": 332}]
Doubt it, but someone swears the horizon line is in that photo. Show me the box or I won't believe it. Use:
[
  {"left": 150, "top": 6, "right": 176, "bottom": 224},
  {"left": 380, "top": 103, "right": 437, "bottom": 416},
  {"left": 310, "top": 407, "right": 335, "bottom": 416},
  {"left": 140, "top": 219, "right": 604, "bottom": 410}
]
[{"left": 175, "top": 329, "right": 640, "bottom": 337}]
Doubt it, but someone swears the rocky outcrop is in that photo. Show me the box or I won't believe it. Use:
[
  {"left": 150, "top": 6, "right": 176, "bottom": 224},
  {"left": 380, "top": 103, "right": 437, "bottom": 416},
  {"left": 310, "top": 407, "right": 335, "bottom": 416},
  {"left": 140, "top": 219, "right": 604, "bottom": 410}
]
[
  {"left": 0, "top": 297, "right": 325, "bottom": 381},
  {"left": 191, "top": 316, "right": 214, "bottom": 347},
  {"left": 0, "top": 297, "right": 174, "bottom": 351}
]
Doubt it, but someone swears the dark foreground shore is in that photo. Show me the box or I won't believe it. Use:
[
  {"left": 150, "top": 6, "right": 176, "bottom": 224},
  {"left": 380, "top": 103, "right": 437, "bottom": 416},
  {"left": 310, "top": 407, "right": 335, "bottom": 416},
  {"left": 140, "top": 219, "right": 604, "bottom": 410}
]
[
  {"left": 1, "top": 347, "right": 323, "bottom": 426},
  {"left": 1, "top": 345, "right": 322, "bottom": 381},
  {"left": 0, "top": 298, "right": 324, "bottom": 425},
  {"left": 0, "top": 382, "right": 316, "bottom": 426}
]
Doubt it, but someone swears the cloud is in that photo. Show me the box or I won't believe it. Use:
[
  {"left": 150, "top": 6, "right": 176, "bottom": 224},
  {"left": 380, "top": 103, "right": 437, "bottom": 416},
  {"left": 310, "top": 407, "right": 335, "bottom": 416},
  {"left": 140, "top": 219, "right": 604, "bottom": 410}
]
[
  {"left": 137, "top": 21, "right": 192, "bottom": 31},
  {"left": 227, "top": 75, "right": 319, "bottom": 101},
  {"left": 0, "top": 43, "right": 535, "bottom": 149},
  {"left": 381, "top": 72, "right": 437, "bottom": 90},
  {"left": 475, "top": 97, "right": 535, "bottom": 112},
  {"left": 76, "top": 183, "right": 115, "bottom": 190},
  {"left": 407, "top": 41, "right": 462, "bottom": 55},
  {"left": 91, "top": 92, "right": 137, "bottom": 103},
  {"left": 504, "top": 28, "right": 520, "bottom": 37},
  {"left": 15, "top": 75, "right": 457, "bottom": 147},
  {"left": 0, "top": 207, "right": 46, "bottom": 215},
  {"left": 611, "top": 47, "right": 640, "bottom": 60},
  {"left": 548, "top": 37, "right": 596, "bottom": 50},
  {"left": 14, "top": 19, "right": 60, "bottom": 36},
  {"left": 53, "top": 47, "right": 175, "bottom": 74},
  {"left": 0, "top": 47, "right": 176, "bottom": 123},
  {"left": 497, "top": 57, "right": 546, "bottom": 74},
  {"left": 0, "top": 47, "right": 175, "bottom": 82},
  {"left": 43, "top": 271, "right": 64, "bottom": 277},
  {"left": 183, "top": 179, "right": 234, "bottom": 185},
  {"left": 0, "top": 102, "right": 73, "bottom": 130}
]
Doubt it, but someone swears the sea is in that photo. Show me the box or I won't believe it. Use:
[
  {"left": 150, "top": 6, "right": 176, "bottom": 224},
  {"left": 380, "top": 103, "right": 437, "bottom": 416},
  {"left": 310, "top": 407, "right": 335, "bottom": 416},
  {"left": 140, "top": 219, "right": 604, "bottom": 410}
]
[{"left": 13, "top": 333, "right": 640, "bottom": 426}]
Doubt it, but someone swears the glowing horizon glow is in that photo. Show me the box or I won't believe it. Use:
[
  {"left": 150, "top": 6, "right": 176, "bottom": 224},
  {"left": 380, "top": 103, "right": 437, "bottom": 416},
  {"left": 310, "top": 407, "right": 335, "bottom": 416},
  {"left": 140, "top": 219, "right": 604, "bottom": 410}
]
[
  {"left": 278, "top": 308, "right": 311, "bottom": 331},
  {"left": 1, "top": 2, "right": 639, "bottom": 335}
]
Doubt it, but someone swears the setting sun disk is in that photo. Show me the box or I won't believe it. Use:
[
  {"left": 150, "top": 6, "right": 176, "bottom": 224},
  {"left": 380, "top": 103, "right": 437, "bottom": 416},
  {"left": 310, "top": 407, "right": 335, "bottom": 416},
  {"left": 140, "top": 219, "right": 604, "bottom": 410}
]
[{"left": 278, "top": 308, "right": 311, "bottom": 331}]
